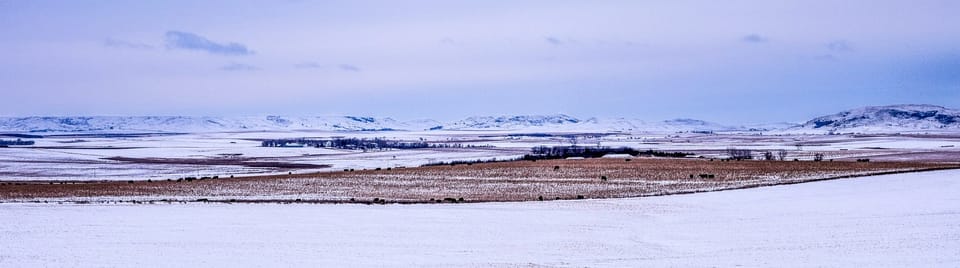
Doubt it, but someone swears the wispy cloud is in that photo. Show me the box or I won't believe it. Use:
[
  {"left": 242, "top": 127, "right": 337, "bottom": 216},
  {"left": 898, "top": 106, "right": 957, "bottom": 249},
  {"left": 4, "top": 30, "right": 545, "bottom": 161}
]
[
  {"left": 220, "top": 63, "right": 259, "bottom": 71},
  {"left": 813, "top": 54, "right": 837, "bottom": 61},
  {"left": 338, "top": 64, "right": 361, "bottom": 72},
  {"left": 826, "top": 40, "right": 853, "bottom": 52},
  {"left": 741, "top": 34, "right": 768, "bottom": 44},
  {"left": 294, "top": 61, "right": 324, "bottom": 69},
  {"left": 439, "top": 37, "right": 458, "bottom": 46},
  {"left": 165, "top": 31, "right": 253, "bottom": 56},
  {"left": 545, "top": 36, "right": 563, "bottom": 46},
  {"left": 104, "top": 38, "right": 154, "bottom": 49}
]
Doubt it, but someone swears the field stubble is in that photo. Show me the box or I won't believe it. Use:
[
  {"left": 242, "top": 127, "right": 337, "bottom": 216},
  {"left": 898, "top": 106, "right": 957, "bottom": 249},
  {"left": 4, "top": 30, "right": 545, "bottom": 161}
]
[{"left": 1, "top": 158, "right": 956, "bottom": 203}]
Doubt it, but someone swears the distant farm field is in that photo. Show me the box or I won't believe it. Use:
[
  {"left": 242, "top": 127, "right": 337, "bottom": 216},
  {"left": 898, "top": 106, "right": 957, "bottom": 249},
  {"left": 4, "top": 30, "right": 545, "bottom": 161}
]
[{"left": 2, "top": 158, "right": 957, "bottom": 203}]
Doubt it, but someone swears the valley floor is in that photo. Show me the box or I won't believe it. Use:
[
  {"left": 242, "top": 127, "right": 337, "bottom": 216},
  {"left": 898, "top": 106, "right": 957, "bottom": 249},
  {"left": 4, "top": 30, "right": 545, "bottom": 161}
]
[{"left": 2, "top": 169, "right": 958, "bottom": 267}]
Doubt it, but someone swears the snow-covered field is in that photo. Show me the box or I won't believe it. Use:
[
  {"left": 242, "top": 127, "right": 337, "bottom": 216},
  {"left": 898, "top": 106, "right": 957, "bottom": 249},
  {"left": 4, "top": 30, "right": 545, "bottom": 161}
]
[
  {"left": 3, "top": 129, "right": 959, "bottom": 181},
  {"left": 3, "top": 169, "right": 958, "bottom": 267}
]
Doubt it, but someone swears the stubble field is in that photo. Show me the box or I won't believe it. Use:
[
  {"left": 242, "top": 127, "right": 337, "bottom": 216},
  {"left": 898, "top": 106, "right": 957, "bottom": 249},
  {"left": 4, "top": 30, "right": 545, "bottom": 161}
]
[{"left": 2, "top": 158, "right": 956, "bottom": 203}]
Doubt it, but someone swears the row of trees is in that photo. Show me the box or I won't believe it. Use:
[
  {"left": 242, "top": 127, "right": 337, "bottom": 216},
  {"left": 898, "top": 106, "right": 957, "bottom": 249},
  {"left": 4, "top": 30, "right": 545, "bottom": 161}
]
[
  {"left": 527, "top": 146, "right": 690, "bottom": 160},
  {"left": 261, "top": 137, "right": 482, "bottom": 150},
  {"left": 0, "top": 138, "right": 34, "bottom": 146},
  {"left": 730, "top": 148, "right": 790, "bottom": 161},
  {"left": 732, "top": 148, "right": 826, "bottom": 161}
]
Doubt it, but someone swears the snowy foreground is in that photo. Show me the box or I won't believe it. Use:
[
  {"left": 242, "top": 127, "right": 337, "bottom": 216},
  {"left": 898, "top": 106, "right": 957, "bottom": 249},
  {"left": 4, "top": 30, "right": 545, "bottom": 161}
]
[{"left": 2, "top": 170, "right": 959, "bottom": 267}]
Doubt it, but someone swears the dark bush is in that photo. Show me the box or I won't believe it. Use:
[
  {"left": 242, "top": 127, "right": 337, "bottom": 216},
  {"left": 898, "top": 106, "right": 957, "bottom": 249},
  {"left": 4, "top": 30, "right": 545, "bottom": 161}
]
[
  {"left": 526, "top": 146, "right": 690, "bottom": 160},
  {"left": 576, "top": 195, "right": 585, "bottom": 199}
]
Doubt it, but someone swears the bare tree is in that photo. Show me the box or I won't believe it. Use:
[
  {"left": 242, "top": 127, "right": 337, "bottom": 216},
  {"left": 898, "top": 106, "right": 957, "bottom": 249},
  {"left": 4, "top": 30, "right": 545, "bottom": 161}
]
[
  {"left": 763, "top": 151, "right": 775, "bottom": 161},
  {"left": 726, "top": 148, "right": 753, "bottom": 160},
  {"left": 813, "top": 153, "right": 824, "bottom": 162},
  {"left": 776, "top": 149, "right": 788, "bottom": 161},
  {"left": 566, "top": 135, "right": 579, "bottom": 147}
]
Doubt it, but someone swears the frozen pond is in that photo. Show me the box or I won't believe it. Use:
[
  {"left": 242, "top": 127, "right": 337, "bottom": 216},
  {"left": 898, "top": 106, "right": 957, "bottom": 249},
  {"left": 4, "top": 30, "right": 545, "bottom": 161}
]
[{"left": 2, "top": 170, "right": 959, "bottom": 267}]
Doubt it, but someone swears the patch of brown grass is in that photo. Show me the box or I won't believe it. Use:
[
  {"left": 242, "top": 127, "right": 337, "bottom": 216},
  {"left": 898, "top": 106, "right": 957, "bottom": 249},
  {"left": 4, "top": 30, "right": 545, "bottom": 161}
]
[{"left": 1, "top": 158, "right": 957, "bottom": 203}]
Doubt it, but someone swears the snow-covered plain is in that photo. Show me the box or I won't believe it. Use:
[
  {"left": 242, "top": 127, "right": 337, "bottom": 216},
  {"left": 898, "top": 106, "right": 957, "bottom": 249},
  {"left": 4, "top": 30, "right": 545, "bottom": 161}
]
[
  {"left": 2, "top": 129, "right": 959, "bottom": 181},
  {"left": 2, "top": 170, "right": 958, "bottom": 267}
]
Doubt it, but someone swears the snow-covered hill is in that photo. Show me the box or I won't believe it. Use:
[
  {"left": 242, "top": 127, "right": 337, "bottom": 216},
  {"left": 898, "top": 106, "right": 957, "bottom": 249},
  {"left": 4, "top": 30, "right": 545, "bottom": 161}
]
[
  {"left": 437, "top": 115, "right": 743, "bottom": 132},
  {"left": 0, "top": 114, "right": 739, "bottom": 134},
  {"left": 0, "top": 116, "right": 442, "bottom": 133},
  {"left": 2, "top": 104, "right": 957, "bottom": 134},
  {"left": 790, "top": 104, "right": 960, "bottom": 133},
  {"left": 442, "top": 115, "right": 582, "bottom": 130}
]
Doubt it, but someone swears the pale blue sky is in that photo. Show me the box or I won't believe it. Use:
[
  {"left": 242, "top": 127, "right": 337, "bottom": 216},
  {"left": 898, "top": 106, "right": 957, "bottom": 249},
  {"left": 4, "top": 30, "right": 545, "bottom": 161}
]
[{"left": 1, "top": 0, "right": 958, "bottom": 123}]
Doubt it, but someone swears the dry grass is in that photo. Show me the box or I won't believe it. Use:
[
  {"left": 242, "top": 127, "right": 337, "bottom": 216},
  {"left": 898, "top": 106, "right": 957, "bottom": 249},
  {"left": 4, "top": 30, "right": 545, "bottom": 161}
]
[{"left": 1, "top": 158, "right": 957, "bottom": 203}]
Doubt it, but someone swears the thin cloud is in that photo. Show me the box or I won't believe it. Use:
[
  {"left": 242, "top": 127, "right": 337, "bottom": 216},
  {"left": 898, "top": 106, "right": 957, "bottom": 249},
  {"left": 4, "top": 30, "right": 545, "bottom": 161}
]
[
  {"left": 338, "top": 64, "right": 361, "bottom": 72},
  {"left": 814, "top": 54, "right": 837, "bottom": 61},
  {"left": 294, "top": 61, "right": 324, "bottom": 69},
  {"left": 220, "top": 63, "right": 259, "bottom": 71},
  {"left": 741, "top": 34, "right": 768, "bottom": 43},
  {"left": 826, "top": 40, "right": 853, "bottom": 52},
  {"left": 103, "top": 38, "right": 154, "bottom": 49},
  {"left": 165, "top": 31, "right": 253, "bottom": 56},
  {"left": 545, "top": 36, "right": 563, "bottom": 46},
  {"left": 440, "top": 37, "right": 458, "bottom": 46}
]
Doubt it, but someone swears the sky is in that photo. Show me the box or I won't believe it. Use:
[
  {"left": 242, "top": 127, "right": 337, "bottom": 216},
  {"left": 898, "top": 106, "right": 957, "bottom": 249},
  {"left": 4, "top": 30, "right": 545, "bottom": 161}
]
[{"left": 1, "top": 0, "right": 958, "bottom": 123}]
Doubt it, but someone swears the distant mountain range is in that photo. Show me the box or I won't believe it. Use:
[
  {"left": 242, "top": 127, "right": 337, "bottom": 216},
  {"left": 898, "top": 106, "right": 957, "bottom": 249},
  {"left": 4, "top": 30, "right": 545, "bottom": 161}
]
[{"left": 1, "top": 104, "right": 958, "bottom": 134}]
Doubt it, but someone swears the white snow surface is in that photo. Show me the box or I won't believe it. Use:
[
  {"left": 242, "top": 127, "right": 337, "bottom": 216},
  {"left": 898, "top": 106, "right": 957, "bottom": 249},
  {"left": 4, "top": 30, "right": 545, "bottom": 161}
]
[{"left": 2, "top": 170, "right": 958, "bottom": 267}]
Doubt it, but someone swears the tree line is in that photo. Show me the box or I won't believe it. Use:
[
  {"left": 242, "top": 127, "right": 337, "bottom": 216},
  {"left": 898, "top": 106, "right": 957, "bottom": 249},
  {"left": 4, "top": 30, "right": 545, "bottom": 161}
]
[
  {"left": 525, "top": 145, "right": 690, "bottom": 160},
  {"left": 261, "top": 137, "right": 483, "bottom": 150}
]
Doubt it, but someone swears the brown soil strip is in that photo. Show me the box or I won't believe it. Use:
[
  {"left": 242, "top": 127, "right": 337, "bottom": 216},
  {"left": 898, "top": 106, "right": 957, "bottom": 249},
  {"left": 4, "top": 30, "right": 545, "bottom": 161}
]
[{"left": 1, "top": 158, "right": 957, "bottom": 204}]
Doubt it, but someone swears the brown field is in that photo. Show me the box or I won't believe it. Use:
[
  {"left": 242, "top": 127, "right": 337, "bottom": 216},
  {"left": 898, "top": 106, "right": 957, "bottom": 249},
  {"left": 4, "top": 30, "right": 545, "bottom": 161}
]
[{"left": 1, "top": 158, "right": 958, "bottom": 204}]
